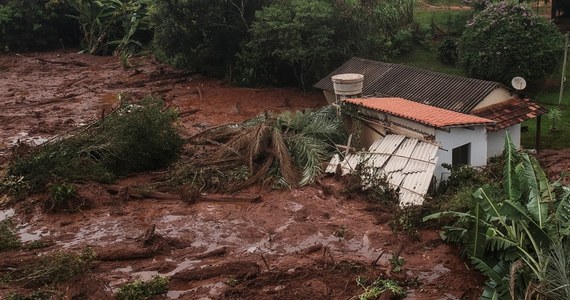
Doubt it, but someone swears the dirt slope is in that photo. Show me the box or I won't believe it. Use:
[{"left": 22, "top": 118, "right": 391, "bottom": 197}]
[{"left": 0, "top": 50, "right": 484, "bottom": 299}]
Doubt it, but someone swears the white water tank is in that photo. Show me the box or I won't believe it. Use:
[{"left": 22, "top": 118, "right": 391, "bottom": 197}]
[{"left": 331, "top": 73, "right": 364, "bottom": 96}]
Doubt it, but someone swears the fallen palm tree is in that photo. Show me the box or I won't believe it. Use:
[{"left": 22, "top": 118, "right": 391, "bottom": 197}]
[{"left": 176, "top": 105, "right": 346, "bottom": 191}]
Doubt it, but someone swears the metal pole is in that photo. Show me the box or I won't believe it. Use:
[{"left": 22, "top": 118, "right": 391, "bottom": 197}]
[{"left": 559, "top": 32, "right": 569, "bottom": 105}]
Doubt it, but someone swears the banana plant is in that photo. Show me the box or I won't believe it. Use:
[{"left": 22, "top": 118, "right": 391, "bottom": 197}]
[
  {"left": 424, "top": 132, "right": 569, "bottom": 300},
  {"left": 69, "top": 0, "right": 148, "bottom": 55}
]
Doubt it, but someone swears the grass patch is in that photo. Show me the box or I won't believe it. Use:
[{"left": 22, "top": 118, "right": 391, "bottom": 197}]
[
  {"left": 0, "top": 219, "right": 21, "bottom": 251},
  {"left": 5, "top": 96, "right": 183, "bottom": 194},
  {"left": 521, "top": 105, "right": 570, "bottom": 149},
  {"left": 116, "top": 276, "right": 169, "bottom": 300}
]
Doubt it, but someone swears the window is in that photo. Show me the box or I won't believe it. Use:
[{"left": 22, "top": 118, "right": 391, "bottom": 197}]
[{"left": 452, "top": 143, "right": 470, "bottom": 167}]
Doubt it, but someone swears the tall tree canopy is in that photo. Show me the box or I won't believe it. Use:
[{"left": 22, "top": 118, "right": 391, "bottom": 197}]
[{"left": 458, "top": 2, "right": 564, "bottom": 85}]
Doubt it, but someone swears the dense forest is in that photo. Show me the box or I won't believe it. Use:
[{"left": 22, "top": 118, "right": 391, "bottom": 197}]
[{"left": 0, "top": 0, "right": 564, "bottom": 88}]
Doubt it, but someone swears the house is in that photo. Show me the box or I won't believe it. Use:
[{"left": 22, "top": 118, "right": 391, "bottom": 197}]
[{"left": 315, "top": 57, "right": 547, "bottom": 181}]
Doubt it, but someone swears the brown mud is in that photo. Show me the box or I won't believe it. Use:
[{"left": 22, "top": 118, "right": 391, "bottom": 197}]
[{"left": 0, "top": 50, "right": 489, "bottom": 299}]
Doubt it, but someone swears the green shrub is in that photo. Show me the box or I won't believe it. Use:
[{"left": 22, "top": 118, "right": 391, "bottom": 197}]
[
  {"left": 7, "top": 96, "right": 183, "bottom": 193},
  {"left": 116, "top": 276, "right": 169, "bottom": 300},
  {"left": 0, "top": 0, "right": 79, "bottom": 52},
  {"left": 437, "top": 38, "right": 458, "bottom": 66},
  {"left": 151, "top": 0, "right": 266, "bottom": 76},
  {"left": 0, "top": 219, "right": 21, "bottom": 251},
  {"left": 459, "top": 3, "right": 564, "bottom": 85}
]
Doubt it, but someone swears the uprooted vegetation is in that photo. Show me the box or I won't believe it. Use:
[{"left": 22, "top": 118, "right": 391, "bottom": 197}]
[
  {"left": 172, "top": 105, "right": 346, "bottom": 192},
  {"left": 2, "top": 96, "right": 183, "bottom": 196},
  {"left": 1, "top": 247, "right": 95, "bottom": 289}
]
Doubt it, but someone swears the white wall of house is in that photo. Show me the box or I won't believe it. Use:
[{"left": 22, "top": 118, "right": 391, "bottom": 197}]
[
  {"left": 434, "top": 126, "right": 488, "bottom": 181},
  {"left": 487, "top": 124, "right": 521, "bottom": 158}
]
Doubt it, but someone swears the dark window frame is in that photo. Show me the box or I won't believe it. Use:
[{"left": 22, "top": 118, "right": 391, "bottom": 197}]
[{"left": 452, "top": 143, "right": 471, "bottom": 167}]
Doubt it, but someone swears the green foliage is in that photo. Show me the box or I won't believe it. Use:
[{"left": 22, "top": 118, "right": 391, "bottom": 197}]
[
  {"left": 116, "top": 276, "right": 169, "bottom": 300},
  {"left": 546, "top": 107, "right": 563, "bottom": 131},
  {"left": 388, "top": 256, "right": 405, "bottom": 273},
  {"left": 151, "top": 0, "right": 266, "bottom": 76},
  {"left": 356, "top": 276, "right": 405, "bottom": 299},
  {"left": 0, "top": 219, "right": 21, "bottom": 251},
  {"left": 458, "top": 3, "right": 564, "bottom": 85},
  {"left": 236, "top": 0, "right": 416, "bottom": 87},
  {"left": 236, "top": 0, "right": 338, "bottom": 87},
  {"left": 0, "top": 0, "right": 79, "bottom": 52},
  {"left": 437, "top": 38, "right": 458, "bottom": 66},
  {"left": 68, "top": 0, "right": 151, "bottom": 55},
  {"left": 48, "top": 182, "right": 80, "bottom": 212},
  {"left": 389, "top": 205, "right": 424, "bottom": 240},
  {"left": 24, "top": 239, "right": 53, "bottom": 250},
  {"left": 424, "top": 132, "right": 570, "bottom": 299},
  {"left": 7, "top": 96, "right": 183, "bottom": 193}
]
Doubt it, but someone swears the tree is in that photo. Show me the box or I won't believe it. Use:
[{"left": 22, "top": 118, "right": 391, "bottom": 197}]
[
  {"left": 151, "top": 0, "right": 267, "bottom": 76},
  {"left": 235, "top": 0, "right": 416, "bottom": 88},
  {"left": 458, "top": 3, "right": 564, "bottom": 85},
  {"left": 236, "top": 0, "right": 339, "bottom": 88},
  {"left": 0, "top": 0, "right": 79, "bottom": 52}
]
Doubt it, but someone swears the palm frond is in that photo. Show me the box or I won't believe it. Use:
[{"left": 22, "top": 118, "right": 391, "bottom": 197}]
[
  {"left": 542, "top": 241, "right": 570, "bottom": 300},
  {"left": 286, "top": 134, "right": 328, "bottom": 186},
  {"left": 270, "top": 127, "right": 299, "bottom": 186}
]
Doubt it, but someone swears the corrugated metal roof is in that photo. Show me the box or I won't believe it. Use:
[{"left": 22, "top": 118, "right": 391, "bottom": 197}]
[
  {"left": 326, "top": 134, "right": 438, "bottom": 206},
  {"left": 346, "top": 98, "right": 495, "bottom": 128},
  {"left": 314, "top": 57, "right": 505, "bottom": 113}
]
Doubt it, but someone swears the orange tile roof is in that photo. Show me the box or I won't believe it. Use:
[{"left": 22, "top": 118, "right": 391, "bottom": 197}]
[
  {"left": 345, "top": 97, "right": 495, "bottom": 128},
  {"left": 472, "top": 97, "right": 547, "bottom": 132}
]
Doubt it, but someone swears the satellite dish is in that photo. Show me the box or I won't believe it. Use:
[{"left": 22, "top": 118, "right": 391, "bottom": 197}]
[{"left": 511, "top": 77, "right": 527, "bottom": 90}]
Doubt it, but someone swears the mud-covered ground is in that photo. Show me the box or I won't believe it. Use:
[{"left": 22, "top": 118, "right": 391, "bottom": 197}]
[{"left": 0, "top": 50, "right": 490, "bottom": 299}]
